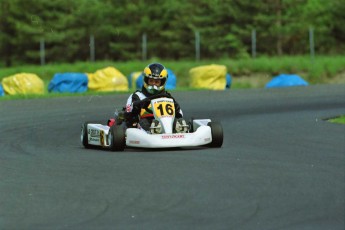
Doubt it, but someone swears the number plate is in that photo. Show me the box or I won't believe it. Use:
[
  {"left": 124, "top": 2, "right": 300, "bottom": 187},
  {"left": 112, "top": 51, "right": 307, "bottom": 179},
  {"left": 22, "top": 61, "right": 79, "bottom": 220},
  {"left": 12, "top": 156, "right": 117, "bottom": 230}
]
[{"left": 151, "top": 98, "right": 175, "bottom": 118}]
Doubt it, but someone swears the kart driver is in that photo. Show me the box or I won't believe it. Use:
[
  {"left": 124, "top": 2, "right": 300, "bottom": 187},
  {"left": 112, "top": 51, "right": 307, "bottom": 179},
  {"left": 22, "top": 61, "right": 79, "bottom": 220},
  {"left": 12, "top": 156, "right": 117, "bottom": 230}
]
[{"left": 123, "top": 63, "right": 187, "bottom": 133}]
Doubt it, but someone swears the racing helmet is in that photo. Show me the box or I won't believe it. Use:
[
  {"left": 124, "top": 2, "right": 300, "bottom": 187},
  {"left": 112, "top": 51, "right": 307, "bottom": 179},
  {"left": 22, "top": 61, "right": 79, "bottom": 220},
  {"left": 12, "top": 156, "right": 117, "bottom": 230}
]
[{"left": 143, "top": 63, "right": 168, "bottom": 95}]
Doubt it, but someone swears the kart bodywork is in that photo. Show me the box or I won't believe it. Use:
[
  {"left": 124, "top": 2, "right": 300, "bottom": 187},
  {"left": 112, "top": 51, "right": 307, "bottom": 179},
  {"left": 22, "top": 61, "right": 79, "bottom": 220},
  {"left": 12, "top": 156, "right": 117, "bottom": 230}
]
[{"left": 81, "top": 97, "right": 223, "bottom": 151}]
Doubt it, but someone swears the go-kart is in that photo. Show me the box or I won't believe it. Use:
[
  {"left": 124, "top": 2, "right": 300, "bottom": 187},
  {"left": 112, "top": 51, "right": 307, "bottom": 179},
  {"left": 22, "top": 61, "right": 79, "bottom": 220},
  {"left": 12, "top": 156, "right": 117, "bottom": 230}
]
[{"left": 81, "top": 95, "right": 223, "bottom": 151}]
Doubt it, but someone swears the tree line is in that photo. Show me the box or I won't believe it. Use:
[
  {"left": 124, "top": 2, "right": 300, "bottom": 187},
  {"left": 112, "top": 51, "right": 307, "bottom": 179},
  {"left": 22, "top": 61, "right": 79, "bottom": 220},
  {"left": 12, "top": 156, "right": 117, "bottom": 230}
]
[{"left": 0, "top": 0, "right": 344, "bottom": 67}]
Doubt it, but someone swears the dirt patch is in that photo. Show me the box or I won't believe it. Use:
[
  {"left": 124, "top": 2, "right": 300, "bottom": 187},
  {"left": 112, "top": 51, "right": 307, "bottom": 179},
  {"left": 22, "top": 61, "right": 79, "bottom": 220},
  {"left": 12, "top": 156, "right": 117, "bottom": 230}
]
[
  {"left": 232, "top": 71, "right": 345, "bottom": 89},
  {"left": 232, "top": 73, "right": 274, "bottom": 88},
  {"left": 327, "top": 71, "right": 345, "bottom": 84}
]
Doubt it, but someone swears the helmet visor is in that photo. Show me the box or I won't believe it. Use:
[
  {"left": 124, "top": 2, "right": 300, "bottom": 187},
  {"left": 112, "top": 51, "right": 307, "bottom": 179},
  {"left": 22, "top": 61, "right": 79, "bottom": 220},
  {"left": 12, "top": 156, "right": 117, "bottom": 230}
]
[{"left": 147, "top": 78, "right": 162, "bottom": 86}]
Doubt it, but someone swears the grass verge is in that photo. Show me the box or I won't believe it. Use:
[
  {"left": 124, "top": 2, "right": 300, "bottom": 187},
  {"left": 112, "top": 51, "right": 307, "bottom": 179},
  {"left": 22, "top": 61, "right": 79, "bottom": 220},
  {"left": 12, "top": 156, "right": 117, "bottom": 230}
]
[
  {"left": 0, "top": 56, "right": 344, "bottom": 100},
  {"left": 1, "top": 55, "right": 344, "bottom": 88},
  {"left": 329, "top": 116, "right": 345, "bottom": 125}
]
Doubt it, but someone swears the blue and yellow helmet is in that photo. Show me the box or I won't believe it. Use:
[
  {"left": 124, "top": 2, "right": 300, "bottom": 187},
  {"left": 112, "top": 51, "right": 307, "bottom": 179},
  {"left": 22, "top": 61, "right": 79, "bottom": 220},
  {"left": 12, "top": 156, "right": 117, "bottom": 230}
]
[{"left": 143, "top": 63, "right": 168, "bottom": 95}]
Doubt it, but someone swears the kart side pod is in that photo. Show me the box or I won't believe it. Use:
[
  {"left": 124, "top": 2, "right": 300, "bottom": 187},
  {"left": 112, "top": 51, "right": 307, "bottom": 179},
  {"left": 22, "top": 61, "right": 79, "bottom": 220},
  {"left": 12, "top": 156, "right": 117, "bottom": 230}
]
[{"left": 190, "top": 119, "right": 223, "bottom": 148}]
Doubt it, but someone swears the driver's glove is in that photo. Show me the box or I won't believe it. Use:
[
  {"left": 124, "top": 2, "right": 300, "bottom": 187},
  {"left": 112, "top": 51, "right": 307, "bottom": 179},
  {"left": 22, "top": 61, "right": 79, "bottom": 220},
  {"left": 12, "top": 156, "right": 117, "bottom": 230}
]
[
  {"left": 132, "top": 98, "right": 150, "bottom": 113},
  {"left": 139, "top": 98, "right": 151, "bottom": 108}
]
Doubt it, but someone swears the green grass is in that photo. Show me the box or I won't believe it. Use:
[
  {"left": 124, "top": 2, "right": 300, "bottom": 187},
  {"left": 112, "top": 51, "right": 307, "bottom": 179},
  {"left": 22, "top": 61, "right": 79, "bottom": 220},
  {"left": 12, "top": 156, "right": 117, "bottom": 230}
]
[
  {"left": 0, "top": 90, "right": 128, "bottom": 101},
  {"left": 329, "top": 116, "right": 345, "bottom": 125},
  {"left": 0, "top": 56, "right": 344, "bottom": 99}
]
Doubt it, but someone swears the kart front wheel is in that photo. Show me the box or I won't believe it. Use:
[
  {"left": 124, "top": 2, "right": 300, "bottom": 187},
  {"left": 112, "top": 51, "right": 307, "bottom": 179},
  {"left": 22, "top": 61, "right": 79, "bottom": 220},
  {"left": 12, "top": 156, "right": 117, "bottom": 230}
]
[
  {"left": 108, "top": 125, "right": 126, "bottom": 151},
  {"left": 188, "top": 117, "right": 195, "bottom": 132},
  {"left": 207, "top": 122, "right": 223, "bottom": 148}
]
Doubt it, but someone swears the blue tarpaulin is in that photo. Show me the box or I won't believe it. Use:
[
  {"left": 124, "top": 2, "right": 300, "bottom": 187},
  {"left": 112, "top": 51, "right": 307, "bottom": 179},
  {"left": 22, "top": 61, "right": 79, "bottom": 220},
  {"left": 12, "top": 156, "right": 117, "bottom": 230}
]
[
  {"left": 226, "top": 73, "right": 232, "bottom": 89},
  {"left": 128, "top": 71, "right": 142, "bottom": 89},
  {"left": 136, "top": 69, "right": 177, "bottom": 90},
  {"left": 266, "top": 74, "right": 309, "bottom": 88},
  {"left": 136, "top": 74, "right": 144, "bottom": 89},
  {"left": 0, "top": 84, "right": 4, "bottom": 96},
  {"left": 48, "top": 73, "right": 88, "bottom": 93}
]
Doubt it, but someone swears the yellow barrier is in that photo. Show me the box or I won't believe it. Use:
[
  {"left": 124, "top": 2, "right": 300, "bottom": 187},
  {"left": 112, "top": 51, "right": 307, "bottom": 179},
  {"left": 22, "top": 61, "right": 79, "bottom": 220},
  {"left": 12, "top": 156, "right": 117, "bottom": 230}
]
[
  {"left": 87, "top": 66, "right": 129, "bottom": 92},
  {"left": 2, "top": 73, "right": 44, "bottom": 95},
  {"left": 189, "top": 64, "right": 227, "bottom": 90}
]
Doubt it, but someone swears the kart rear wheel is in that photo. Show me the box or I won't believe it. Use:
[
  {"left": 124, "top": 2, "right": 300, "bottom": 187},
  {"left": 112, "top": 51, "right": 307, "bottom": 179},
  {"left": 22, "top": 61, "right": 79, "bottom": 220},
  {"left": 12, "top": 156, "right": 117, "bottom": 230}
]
[
  {"left": 81, "top": 122, "right": 92, "bottom": 148},
  {"left": 108, "top": 124, "right": 126, "bottom": 151},
  {"left": 207, "top": 122, "right": 223, "bottom": 147}
]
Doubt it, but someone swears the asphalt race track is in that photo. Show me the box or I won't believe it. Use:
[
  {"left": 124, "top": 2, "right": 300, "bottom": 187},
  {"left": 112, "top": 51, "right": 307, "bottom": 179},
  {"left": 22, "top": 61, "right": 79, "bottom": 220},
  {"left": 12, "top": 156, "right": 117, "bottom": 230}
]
[{"left": 1, "top": 84, "right": 344, "bottom": 230}]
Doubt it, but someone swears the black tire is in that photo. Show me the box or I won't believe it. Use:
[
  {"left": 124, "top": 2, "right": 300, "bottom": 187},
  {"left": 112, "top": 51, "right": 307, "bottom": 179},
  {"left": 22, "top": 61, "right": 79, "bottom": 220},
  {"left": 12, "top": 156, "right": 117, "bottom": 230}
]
[
  {"left": 207, "top": 122, "right": 223, "bottom": 148},
  {"left": 108, "top": 124, "right": 126, "bottom": 151},
  {"left": 81, "top": 122, "right": 92, "bottom": 149},
  {"left": 188, "top": 117, "right": 195, "bottom": 133}
]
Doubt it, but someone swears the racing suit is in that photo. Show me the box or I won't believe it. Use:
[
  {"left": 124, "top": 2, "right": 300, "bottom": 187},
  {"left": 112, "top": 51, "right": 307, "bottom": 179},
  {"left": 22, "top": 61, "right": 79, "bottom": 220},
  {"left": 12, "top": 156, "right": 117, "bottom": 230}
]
[{"left": 124, "top": 87, "right": 183, "bottom": 131}]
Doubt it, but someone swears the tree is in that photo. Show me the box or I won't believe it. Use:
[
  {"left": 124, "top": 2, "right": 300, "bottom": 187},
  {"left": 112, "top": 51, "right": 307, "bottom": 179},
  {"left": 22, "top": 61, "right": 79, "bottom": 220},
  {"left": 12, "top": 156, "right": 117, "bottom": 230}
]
[
  {"left": 329, "top": 0, "right": 345, "bottom": 54},
  {"left": 0, "top": 0, "right": 19, "bottom": 66},
  {"left": 0, "top": 0, "right": 343, "bottom": 66}
]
